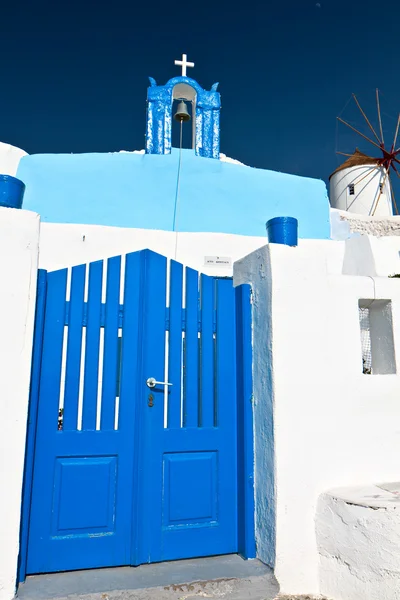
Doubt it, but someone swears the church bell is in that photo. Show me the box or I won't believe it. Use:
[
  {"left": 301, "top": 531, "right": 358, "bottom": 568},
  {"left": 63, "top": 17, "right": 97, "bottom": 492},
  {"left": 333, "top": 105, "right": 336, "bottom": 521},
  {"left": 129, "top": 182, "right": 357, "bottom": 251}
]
[{"left": 174, "top": 100, "right": 191, "bottom": 122}]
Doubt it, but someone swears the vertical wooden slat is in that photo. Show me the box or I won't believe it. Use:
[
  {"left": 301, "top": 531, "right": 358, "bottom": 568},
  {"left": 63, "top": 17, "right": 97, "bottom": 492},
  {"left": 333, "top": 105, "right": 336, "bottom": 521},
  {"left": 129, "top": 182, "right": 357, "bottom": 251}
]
[
  {"left": 101, "top": 256, "right": 121, "bottom": 430},
  {"left": 184, "top": 267, "right": 199, "bottom": 428},
  {"left": 118, "top": 252, "right": 143, "bottom": 565},
  {"left": 216, "top": 279, "right": 236, "bottom": 428},
  {"left": 119, "top": 252, "right": 142, "bottom": 434},
  {"left": 235, "top": 284, "right": 256, "bottom": 559},
  {"left": 63, "top": 265, "right": 86, "bottom": 431},
  {"left": 82, "top": 261, "right": 103, "bottom": 431},
  {"left": 38, "top": 269, "right": 67, "bottom": 432},
  {"left": 25, "top": 268, "right": 68, "bottom": 571},
  {"left": 138, "top": 250, "right": 167, "bottom": 564},
  {"left": 200, "top": 274, "right": 214, "bottom": 428},
  {"left": 19, "top": 269, "right": 47, "bottom": 584},
  {"left": 168, "top": 260, "right": 183, "bottom": 429}
]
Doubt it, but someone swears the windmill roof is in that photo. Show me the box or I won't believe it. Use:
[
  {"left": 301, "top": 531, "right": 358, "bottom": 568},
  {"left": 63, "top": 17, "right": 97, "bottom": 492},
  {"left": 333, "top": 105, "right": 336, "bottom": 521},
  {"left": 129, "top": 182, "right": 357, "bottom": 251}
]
[{"left": 329, "top": 149, "right": 381, "bottom": 179}]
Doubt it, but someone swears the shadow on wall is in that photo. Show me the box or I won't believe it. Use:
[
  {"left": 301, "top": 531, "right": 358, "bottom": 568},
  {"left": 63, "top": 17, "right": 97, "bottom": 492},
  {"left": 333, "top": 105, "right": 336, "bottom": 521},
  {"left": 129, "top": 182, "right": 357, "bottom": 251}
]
[{"left": 342, "top": 236, "right": 377, "bottom": 276}]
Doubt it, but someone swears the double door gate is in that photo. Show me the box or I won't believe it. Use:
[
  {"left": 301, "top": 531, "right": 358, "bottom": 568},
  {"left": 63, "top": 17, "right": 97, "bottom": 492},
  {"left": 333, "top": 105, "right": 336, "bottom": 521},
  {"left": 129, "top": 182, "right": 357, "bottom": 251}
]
[{"left": 20, "top": 250, "right": 254, "bottom": 577}]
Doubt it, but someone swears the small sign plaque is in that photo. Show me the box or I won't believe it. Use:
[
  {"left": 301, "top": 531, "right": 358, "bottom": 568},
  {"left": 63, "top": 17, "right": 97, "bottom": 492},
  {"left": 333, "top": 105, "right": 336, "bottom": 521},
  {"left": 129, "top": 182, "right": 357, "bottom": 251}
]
[{"left": 204, "top": 256, "right": 232, "bottom": 267}]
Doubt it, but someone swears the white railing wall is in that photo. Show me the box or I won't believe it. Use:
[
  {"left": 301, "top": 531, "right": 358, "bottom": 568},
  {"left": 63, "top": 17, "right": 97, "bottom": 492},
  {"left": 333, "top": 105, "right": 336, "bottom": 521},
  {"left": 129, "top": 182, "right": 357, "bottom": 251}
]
[{"left": 0, "top": 208, "right": 39, "bottom": 600}]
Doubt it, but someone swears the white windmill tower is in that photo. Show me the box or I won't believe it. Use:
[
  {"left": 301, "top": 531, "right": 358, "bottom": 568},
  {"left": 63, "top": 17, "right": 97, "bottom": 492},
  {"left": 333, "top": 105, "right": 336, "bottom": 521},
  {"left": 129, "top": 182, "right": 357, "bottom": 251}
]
[{"left": 330, "top": 91, "right": 399, "bottom": 217}]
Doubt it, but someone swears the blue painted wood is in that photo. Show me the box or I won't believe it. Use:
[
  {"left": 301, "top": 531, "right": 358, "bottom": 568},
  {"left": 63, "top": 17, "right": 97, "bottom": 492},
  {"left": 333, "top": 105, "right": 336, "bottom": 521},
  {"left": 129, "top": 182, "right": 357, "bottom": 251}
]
[
  {"left": 144, "top": 423, "right": 238, "bottom": 561},
  {"left": 52, "top": 455, "right": 118, "bottom": 534},
  {"left": 101, "top": 256, "right": 121, "bottom": 430},
  {"left": 63, "top": 265, "right": 85, "bottom": 431},
  {"left": 25, "top": 252, "right": 254, "bottom": 574},
  {"left": 200, "top": 275, "right": 214, "bottom": 428},
  {"left": 121, "top": 251, "right": 145, "bottom": 566},
  {"left": 168, "top": 260, "right": 183, "bottom": 429},
  {"left": 64, "top": 301, "right": 124, "bottom": 328},
  {"left": 183, "top": 267, "right": 199, "bottom": 428},
  {"left": 216, "top": 279, "right": 236, "bottom": 430},
  {"left": 214, "top": 279, "right": 238, "bottom": 545},
  {"left": 26, "top": 268, "right": 68, "bottom": 573},
  {"left": 137, "top": 251, "right": 167, "bottom": 564},
  {"left": 82, "top": 261, "right": 103, "bottom": 431},
  {"left": 139, "top": 267, "right": 239, "bottom": 563},
  {"left": 235, "top": 285, "right": 256, "bottom": 559},
  {"left": 18, "top": 270, "right": 47, "bottom": 584},
  {"left": 25, "top": 258, "right": 136, "bottom": 574},
  {"left": 163, "top": 452, "right": 217, "bottom": 523}
]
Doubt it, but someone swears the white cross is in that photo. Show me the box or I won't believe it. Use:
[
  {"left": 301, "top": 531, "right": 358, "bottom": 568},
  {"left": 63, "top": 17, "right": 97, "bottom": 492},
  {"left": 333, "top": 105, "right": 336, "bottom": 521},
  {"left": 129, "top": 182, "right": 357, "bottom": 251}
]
[{"left": 174, "top": 54, "right": 194, "bottom": 77}]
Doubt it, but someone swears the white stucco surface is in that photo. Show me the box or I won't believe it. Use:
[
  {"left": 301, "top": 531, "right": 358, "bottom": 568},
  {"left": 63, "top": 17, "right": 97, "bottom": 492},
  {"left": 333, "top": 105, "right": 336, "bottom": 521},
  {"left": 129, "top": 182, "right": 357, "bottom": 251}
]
[
  {"left": 0, "top": 208, "right": 39, "bottom": 600},
  {"left": 234, "top": 240, "right": 400, "bottom": 595},
  {"left": 40, "top": 223, "right": 381, "bottom": 278},
  {"left": 38, "top": 223, "right": 268, "bottom": 275},
  {"left": 0, "top": 142, "right": 27, "bottom": 177},
  {"left": 317, "top": 485, "right": 400, "bottom": 600},
  {"left": 330, "top": 164, "right": 392, "bottom": 216}
]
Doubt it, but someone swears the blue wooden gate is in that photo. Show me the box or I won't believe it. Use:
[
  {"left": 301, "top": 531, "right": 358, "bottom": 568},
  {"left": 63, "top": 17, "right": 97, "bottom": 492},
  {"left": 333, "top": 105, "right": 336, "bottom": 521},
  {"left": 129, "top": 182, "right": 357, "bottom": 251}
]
[{"left": 21, "top": 250, "right": 254, "bottom": 576}]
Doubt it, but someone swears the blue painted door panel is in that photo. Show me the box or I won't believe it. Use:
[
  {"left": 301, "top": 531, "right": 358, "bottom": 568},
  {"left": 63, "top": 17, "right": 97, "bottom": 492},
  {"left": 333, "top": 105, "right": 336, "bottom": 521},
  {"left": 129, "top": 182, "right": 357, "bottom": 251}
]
[
  {"left": 136, "top": 255, "right": 238, "bottom": 564},
  {"left": 26, "top": 254, "right": 141, "bottom": 574},
  {"left": 26, "top": 250, "right": 251, "bottom": 574}
]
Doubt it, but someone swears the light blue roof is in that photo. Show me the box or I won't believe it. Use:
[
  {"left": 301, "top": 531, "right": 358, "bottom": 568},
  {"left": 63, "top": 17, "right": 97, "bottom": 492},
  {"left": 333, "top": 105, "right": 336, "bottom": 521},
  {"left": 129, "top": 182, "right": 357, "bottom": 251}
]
[{"left": 17, "top": 149, "right": 330, "bottom": 239}]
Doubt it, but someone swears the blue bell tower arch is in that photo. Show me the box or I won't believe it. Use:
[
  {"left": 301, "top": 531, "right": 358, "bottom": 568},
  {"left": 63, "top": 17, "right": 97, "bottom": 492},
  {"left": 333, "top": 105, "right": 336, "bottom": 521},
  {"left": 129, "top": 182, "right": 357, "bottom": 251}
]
[{"left": 145, "top": 76, "right": 221, "bottom": 159}]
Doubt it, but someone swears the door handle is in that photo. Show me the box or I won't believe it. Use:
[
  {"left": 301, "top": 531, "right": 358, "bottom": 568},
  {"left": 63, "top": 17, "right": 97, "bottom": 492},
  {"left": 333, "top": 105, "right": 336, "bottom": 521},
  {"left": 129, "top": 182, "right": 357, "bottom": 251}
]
[{"left": 146, "top": 377, "right": 173, "bottom": 389}]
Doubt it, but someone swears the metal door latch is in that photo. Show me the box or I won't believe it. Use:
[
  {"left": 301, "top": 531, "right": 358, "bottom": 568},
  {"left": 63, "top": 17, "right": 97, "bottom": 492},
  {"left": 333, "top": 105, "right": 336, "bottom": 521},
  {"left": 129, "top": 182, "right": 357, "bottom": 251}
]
[{"left": 146, "top": 377, "right": 173, "bottom": 389}]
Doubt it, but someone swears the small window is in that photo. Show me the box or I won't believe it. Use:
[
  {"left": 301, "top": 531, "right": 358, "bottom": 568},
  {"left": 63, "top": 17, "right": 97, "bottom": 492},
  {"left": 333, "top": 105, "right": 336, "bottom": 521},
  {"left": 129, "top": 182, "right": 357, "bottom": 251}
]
[
  {"left": 348, "top": 184, "right": 355, "bottom": 195},
  {"left": 380, "top": 183, "right": 384, "bottom": 192},
  {"left": 358, "top": 299, "right": 396, "bottom": 374}
]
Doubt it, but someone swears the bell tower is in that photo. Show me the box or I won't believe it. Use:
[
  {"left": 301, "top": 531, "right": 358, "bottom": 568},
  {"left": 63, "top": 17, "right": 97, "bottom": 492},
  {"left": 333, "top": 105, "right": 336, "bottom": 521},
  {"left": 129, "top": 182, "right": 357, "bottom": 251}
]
[{"left": 145, "top": 54, "right": 221, "bottom": 159}]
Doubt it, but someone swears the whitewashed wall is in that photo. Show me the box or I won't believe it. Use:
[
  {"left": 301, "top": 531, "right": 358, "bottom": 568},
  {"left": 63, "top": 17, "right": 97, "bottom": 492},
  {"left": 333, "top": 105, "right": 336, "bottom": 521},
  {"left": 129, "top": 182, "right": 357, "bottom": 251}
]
[
  {"left": 234, "top": 240, "right": 400, "bottom": 596},
  {"left": 9, "top": 218, "right": 400, "bottom": 599},
  {"left": 317, "top": 484, "right": 400, "bottom": 600},
  {"left": 0, "top": 142, "right": 27, "bottom": 177},
  {"left": 39, "top": 222, "right": 400, "bottom": 281},
  {"left": 0, "top": 208, "right": 39, "bottom": 600},
  {"left": 39, "top": 222, "right": 268, "bottom": 276}
]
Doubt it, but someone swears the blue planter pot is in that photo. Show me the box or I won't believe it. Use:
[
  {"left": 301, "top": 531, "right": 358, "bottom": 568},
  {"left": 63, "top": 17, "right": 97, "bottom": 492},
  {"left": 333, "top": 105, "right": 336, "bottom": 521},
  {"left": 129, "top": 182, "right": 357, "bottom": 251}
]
[
  {"left": 0, "top": 174, "right": 25, "bottom": 209},
  {"left": 266, "top": 216, "right": 298, "bottom": 247}
]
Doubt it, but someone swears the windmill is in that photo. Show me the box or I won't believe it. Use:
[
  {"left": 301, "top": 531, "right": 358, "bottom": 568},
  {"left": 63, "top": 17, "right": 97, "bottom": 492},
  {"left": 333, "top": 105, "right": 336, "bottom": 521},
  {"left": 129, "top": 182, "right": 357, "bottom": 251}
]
[{"left": 330, "top": 90, "right": 399, "bottom": 217}]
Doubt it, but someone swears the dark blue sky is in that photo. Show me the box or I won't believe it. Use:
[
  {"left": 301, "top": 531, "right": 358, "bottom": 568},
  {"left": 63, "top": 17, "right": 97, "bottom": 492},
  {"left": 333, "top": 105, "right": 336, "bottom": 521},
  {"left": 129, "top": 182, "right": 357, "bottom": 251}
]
[{"left": 1, "top": 0, "right": 399, "bottom": 189}]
